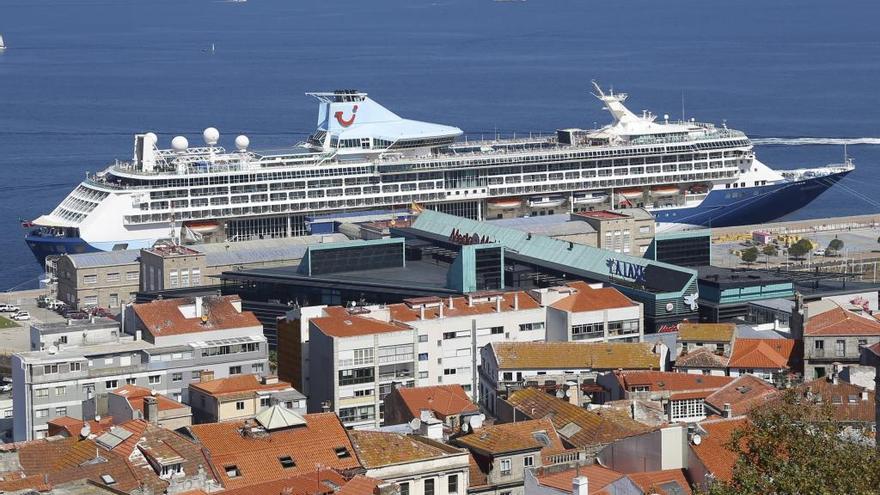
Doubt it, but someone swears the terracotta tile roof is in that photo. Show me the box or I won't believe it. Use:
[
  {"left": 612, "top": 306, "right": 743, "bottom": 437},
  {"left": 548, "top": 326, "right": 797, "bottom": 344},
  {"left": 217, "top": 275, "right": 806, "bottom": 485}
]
[
  {"left": 47, "top": 415, "right": 114, "bottom": 438},
  {"left": 189, "top": 374, "right": 293, "bottom": 398},
  {"left": 491, "top": 341, "right": 661, "bottom": 370},
  {"left": 311, "top": 312, "right": 412, "bottom": 338},
  {"left": 691, "top": 417, "right": 748, "bottom": 482},
  {"left": 111, "top": 384, "right": 187, "bottom": 414},
  {"left": 467, "top": 454, "right": 489, "bottom": 488},
  {"left": 336, "top": 474, "right": 383, "bottom": 495},
  {"left": 704, "top": 375, "right": 779, "bottom": 418},
  {"left": 805, "top": 304, "right": 880, "bottom": 336},
  {"left": 133, "top": 295, "right": 260, "bottom": 337},
  {"left": 394, "top": 385, "right": 479, "bottom": 419},
  {"left": 800, "top": 377, "right": 875, "bottom": 423},
  {"left": 678, "top": 323, "right": 735, "bottom": 342},
  {"left": 674, "top": 347, "right": 729, "bottom": 368},
  {"left": 348, "top": 430, "right": 463, "bottom": 468},
  {"left": 389, "top": 291, "right": 541, "bottom": 322},
  {"left": 507, "top": 388, "right": 651, "bottom": 448},
  {"left": 549, "top": 281, "right": 636, "bottom": 312},
  {"left": 616, "top": 371, "right": 735, "bottom": 398},
  {"left": 535, "top": 464, "right": 624, "bottom": 494},
  {"left": 214, "top": 469, "right": 356, "bottom": 495},
  {"left": 627, "top": 469, "right": 693, "bottom": 495},
  {"left": 122, "top": 421, "right": 217, "bottom": 494},
  {"left": 728, "top": 338, "right": 799, "bottom": 370},
  {"left": 189, "top": 412, "right": 361, "bottom": 489},
  {"left": 453, "top": 418, "right": 564, "bottom": 456}
]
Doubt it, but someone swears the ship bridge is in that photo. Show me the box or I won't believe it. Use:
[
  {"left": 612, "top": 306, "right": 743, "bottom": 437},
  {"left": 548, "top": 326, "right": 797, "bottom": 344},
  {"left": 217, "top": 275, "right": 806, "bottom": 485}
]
[{"left": 306, "top": 89, "right": 462, "bottom": 155}]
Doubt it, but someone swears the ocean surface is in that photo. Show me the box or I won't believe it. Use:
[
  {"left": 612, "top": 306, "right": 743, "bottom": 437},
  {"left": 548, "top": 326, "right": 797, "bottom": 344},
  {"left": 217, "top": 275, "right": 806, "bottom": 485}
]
[{"left": 0, "top": 0, "right": 879, "bottom": 290}]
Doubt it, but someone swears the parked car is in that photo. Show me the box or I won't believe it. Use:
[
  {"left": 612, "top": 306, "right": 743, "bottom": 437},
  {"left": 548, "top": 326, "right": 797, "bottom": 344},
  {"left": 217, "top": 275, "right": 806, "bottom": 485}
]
[
  {"left": 54, "top": 303, "right": 70, "bottom": 315},
  {"left": 814, "top": 249, "right": 826, "bottom": 256},
  {"left": 0, "top": 304, "right": 20, "bottom": 313},
  {"left": 90, "top": 307, "right": 113, "bottom": 318},
  {"left": 11, "top": 311, "right": 30, "bottom": 321},
  {"left": 63, "top": 310, "right": 89, "bottom": 320}
]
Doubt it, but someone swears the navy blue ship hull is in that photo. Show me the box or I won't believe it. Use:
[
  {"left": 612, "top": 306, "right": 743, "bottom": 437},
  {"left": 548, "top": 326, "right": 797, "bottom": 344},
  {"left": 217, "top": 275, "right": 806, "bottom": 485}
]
[
  {"left": 652, "top": 169, "right": 852, "bottom": 228},
  {"left": 25, "top": 231, "right": 99, "bottom": 266}
]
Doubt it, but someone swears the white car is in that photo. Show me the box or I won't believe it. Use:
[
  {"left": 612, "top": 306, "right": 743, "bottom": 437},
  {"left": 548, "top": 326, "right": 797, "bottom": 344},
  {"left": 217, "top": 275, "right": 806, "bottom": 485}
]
[
  {"left": 0, "top": 304, "right": 19, "bottom": 313},
  {"left": 11, "top": 311, "right": 30, "bottom": 321}
]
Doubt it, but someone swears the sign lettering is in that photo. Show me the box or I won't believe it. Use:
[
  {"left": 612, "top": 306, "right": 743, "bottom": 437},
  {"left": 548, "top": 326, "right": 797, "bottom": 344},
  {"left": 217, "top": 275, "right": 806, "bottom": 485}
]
[{"left": 606, "top": 259, "right": 647, "bottom": 284}]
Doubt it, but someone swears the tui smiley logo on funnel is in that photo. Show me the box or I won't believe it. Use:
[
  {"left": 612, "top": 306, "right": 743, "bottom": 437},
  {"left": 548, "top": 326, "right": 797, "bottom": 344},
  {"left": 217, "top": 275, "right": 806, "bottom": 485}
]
[{"left": 334, "top": 104, "right": 358, "bottom": 127}]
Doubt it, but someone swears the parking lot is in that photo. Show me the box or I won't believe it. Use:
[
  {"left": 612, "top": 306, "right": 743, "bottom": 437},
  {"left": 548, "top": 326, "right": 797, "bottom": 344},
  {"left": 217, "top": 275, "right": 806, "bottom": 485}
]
[{"left": 0, "top": 289, "right": 66, "bottom": 354}]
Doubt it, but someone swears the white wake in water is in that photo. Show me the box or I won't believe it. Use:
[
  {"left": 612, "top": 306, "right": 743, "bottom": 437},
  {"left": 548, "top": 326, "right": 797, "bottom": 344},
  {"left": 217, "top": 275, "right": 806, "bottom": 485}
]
[{"left": 753, "top": 137, "right": 880, "bottom": 145}]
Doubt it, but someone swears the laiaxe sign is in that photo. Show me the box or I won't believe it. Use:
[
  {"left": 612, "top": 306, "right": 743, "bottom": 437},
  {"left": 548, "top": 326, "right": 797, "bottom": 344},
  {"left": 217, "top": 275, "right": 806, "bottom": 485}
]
[{"left": 606, "top": 258, "right": 647, "bottom": 284}]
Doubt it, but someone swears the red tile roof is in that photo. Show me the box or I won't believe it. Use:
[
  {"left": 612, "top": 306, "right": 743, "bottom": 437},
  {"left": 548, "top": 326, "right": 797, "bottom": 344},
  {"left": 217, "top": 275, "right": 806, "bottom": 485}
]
[
  {"left": 674, "top": 347, "right": 729, "bottom": 369},
  {"left": 394, "top": 385, "right": 479, "bottom": 419},
  {"left": 134, "top": 295, "right": 260, "bottom": 337},
  {"left": 728, "top": 339, "right": 799, "bottom": 370},
  {"left": 189, "top": 374, "right": 292, "bottom": 398},
  {"left": 189, "top": 412, "right": 361, "bottom": 489},
  {"left": 805, "top": 305, "right": 880, "bottom": 336},
  {"left": 110, "top": 384, "right": 187, "bottom": 414},
  {"left": 216, "top": 469, "right": 376, "bottom": 495},
  {"left": 616, "top": 371, "right": 735, "bottom": 398},
  {"left": 535, "top": 464, "right": 624, "bottom": 494},
  {"left": 800, "top": 377, "right": 875, "bottom": 423},
  {"left": 454, "top": 418, "right": 565, "bottom": 456},
  {"left": 311, "top": 312, "right": 412, "bottom": 338},
  {"left": 549, "top": 281, "right": 636, "bottom": 312},
  {"left": 704, "top": 375, "right": 779, "bottom": 418},
  {"left": 627, "top": 469, "right": 693, "bottom": 495},
  {"left": 348, "top": 430, "right": 464, "bottom": 468},
  {"left": 678, "top": 323, "right": 736, "bottom": 342},
  {"left": 690, "top": 418, "right": 748, "bottom": 482},
  {"left": 389, "top": 291, "right": 541, "bottom": 322},
  {"left": 46, "top": 415, "right": 114, "bottom": 438}
]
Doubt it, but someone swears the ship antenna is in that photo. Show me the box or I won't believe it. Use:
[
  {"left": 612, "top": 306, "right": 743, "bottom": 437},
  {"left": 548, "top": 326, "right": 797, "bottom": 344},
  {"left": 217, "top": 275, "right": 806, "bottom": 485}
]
[{"left": 590, "top": 80, "right": 605, "bottom": 99}]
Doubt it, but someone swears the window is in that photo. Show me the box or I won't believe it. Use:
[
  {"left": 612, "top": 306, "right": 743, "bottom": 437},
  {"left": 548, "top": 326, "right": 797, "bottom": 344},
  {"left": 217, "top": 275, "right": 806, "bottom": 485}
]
[
  {"left": 109, "top": 294, "right": 118, "bottom": 308},
  {"left": 418, "top": 334, "right": 428, "bottom": 343},
  {"left": 524, "top": 455, "right": 534, "bottom": 468},
  {"left": 835, "top": 340, "right": 845, "bottom": 357},
  {"left": 84, "top": 274, "right": 97, "bottom": 284},
  {"left": 126, "top": 378, "right": 137, "bottom": 385},
  {"left": 160, "top": 463, "right": 183, "bottom": 478},
  {"left": 35, "top": 388, "right": 49, "bottom": 398},
  {"left": 229, "top": 366, "right": 242, "bottom": 375},
  {"left": 224, "top": 465, "right": 240, "bottom": 478},
  {"left": 70, "top": 362, "right": 81, "bottom": 372},
  {"left": 252, "top": 363, "right": 265, "bottom": 374},
  {"left": 443, "top": 332, "right": 457, "bottom": 340},
  {"left": 503, "top": 372, "right": 513, "bottom": 381},
  {"left": 444, "top": 368, "right": 457, "bottom": 375},
  {"left": 669, "top": 398, "right": 705, "bottom": 421},
  {"left": 43, "top": 364, "right": 59, "bottom": 374},
  {"left": 84, "top": 295, "right": 98, "bottom": 306},
  {"left": 172, "top": 372, "right": 183, "bottom": 382},
  {"left": 419, "top": 371, "right": 429, "bottom": 379},
  {"left": 55, "top": 386, "right": 66, "bottom": 396},
  {"left": 424, "top": 478, "right": 435, "bottom": 495},
  {"left": 354, "top": 389, "right": 373, "bottom": 397},
  {"left": 260, "top": 397, "right": 271, "bottom": 407},
  {"left": 418, "top": 353, "right": 428, "bottom": 361},
  {"left": 447, "top": 474, "right": 459, "bottom": 493},
  {"left": 106, "top": 273, "right": 120, "bottom": 282},
  {"left": 490, "top": 326, "right": 504, "bottom": 335},
  {"left": 500, "top": 458, "right": 512, "bottom": 475},
  {"left": 35, "top": 409, "right": 49, "bottom": 418},
  {"left": 55, "top": 407, "right": 67, "bottom": 416},
  {"left": 105, "top": 380, "right": 118, "bottom": 390},
  {"left": 126, "top": 271, "right": 139, "bottom": 281},
  {"left": 858, "top": 339, "right": 868, "bottom": 348},
  {"left": 334, "top": 447, "right": 351, "bottom": 459},
  {"left": 235, "top": 401, "right": 245, "bottom": 411},
  {"left": 180, "top": 269, "right": 190, "bottom": 287},
  {"left": 59, "top": 335, "right": 68, "bottom": 344},
  {"left": 715, "top": 343, "right": 725, "bottom": 354},
  {"left": 169, "top": 270, "right": 179, "bottom": 288},
  {"left": 571, "top": 322, "right": 604, "bottom": 340},
  {"left": 399, "top": 482, "right": 410, "bottom": 495},
  {"left": 191, "top": 268, "right": 201, "bottom": 285},
  {"left": 191, "top": 371, "right": 202, "bottom": 380},
  {"left": 519, "top": 322, "right": 545, "bottom": 332},
  {"left": 339, "top": 367, "right": 374, "bottom": 386},
  {"left": 148, "top": 375, "right": 161, "bottom": 385},
  {"left": 278, "top": 456, "right": 296, "bottom": 469}
]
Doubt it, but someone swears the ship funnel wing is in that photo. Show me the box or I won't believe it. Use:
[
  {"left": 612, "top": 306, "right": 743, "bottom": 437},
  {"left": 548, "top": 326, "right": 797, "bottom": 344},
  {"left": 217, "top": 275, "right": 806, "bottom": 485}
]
[{"left": 590, "top": 81, "right": 638, "bottom": 126}]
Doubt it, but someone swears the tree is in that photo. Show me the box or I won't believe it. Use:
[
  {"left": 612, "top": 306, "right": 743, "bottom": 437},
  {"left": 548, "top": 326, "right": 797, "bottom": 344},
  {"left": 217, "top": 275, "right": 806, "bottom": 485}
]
[
  {"left": 828, "top": 237, "right": 844, "bottom": 255},
  {"left": 761, "top": 244, "right": 778, "bottom": 257},
  {"left": 740, "top": 246, "right": 758, "bottom": 264},
  {"left": 702, "top": 389, "right": 880, "bottom": 495},
  {"left": 788, "top": 238, "right": 813, "bottom": 259}
]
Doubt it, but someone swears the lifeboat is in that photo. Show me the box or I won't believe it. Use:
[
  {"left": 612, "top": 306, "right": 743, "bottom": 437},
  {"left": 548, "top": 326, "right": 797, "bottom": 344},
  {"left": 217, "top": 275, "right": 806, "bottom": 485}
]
[
  {"left": 572, "top": 192, "right": 609, "bottom": 205},
  {"left": 529, "top": 195, "right": 566, "bottom": 208},
  {"left": 617, "top": 188, "right": 644, "bottom": 200},
  {"left": 487, "top": 197, "right": 523, "bottom": 210},
  {"left": 185, "top": 220, "right": 222, "bottom": 234},
  {"left": 651, "top": 185, "right": 680, "bottom": 197},
  {"left": 687, "top": 183, "right": 710, "bottom": 194}
]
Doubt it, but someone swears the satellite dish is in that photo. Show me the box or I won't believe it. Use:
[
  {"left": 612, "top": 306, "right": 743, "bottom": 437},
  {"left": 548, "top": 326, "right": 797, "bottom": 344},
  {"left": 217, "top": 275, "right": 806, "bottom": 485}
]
[
  {"left": 94, "top": 415, "right": 101, "bottom": 422},
  {"left": 691, "top": 434, "right": 702, "bottom": 445},
  {"left": 469, "top": 415, "right": 483, "bottom": 430},
  {"left": 565, "top": 388, "right": 573, "bottom": 398},
  {"left": 79, "top": 424, "right": 91, "bottom": 439},
  {"left": 461, "top": 422, "right": 470, "bottom": 433},
  {"left": 409, "top": 418, "right": 422, "bottom": 431},
  {"left": 556, "top": 390, "right": 564, "bottom": 399},
  {"left": 203, "top": 127, "right": 220, "bottom": 146}
]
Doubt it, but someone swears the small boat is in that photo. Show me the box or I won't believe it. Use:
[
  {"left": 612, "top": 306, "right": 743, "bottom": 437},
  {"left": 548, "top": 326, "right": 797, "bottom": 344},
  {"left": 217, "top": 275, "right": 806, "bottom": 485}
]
[
  {"left": 488, "top": 197, "right": 522, "bottom": 210},
  {"left": 617, "top": 188, "right": 643, "bottom": 200},
  {"left": 651, "top": 185, "right": 679, "bottom": 197},
  {"left": 529, "top": 195, "right": 566, "bottom": 208},
  {"left": 185, "top": 220, "right": 221, "bottom": 234},
  {"left": 687, "top": 183, "right": 710, "bottom": 194},
  {"left": 0, "top": 34, "right": 6, "bottom": 50},
  {"left": 573, "top": 191, "right": 608, "bottom": 205}
]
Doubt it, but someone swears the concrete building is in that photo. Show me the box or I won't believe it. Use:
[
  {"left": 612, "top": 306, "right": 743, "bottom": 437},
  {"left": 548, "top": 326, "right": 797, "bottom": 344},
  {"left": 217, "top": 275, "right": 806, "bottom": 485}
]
[
  {"left": 106, "top": 384, "right": 192, "bottom": 429},
  {"left": 188, "top": 373, "right": 305, "bottom": 424},
  {"left": 479, "top": 341, "right": 666, "bottom": 415},
  {"left": 793, "top": 299, "right": 880, "bottom": 380},
  {"left": 599, "top": 371, "right": 735, "bottom": 423},
  {"left": 29, "top": 317, "right": 120, "bottom": 351},
  {"left": 140, "top": 244, "right": 208, "bottom": 292},
  {"left": 572, "top": 209, "right": 655, "bottom": 255},
  {"left": 307, "top": 306, "right": 417, "bottom": 428},
  {"left": 348, "top": 429, "right": 470, "bottom": 495},
  {"left": 703, "top": 374, "right": 778, "bottom": 419},
  {"left": 12, "top": 295, "right": 268, "bottom": 441},
  {"left": 383, "top": 384, "right": 480, "bottom": 431},
  {"left": 538, "top": 282, "right": 643, "bottom": 343},
  {"left": 54, "top": 251, "right": 140, "bottom": 310},
  {"left": 524, "top": 463, "right": 692, "bottom": 495},
  {"left": 859, "top": 342, "right": 880, "bottom": 438}
]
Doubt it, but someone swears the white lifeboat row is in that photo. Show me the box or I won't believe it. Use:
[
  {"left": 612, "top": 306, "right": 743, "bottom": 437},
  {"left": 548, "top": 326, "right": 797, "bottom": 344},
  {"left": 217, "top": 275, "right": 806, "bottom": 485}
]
[{"left": 487, "top": 184, "right": 698, "bottom": 210}]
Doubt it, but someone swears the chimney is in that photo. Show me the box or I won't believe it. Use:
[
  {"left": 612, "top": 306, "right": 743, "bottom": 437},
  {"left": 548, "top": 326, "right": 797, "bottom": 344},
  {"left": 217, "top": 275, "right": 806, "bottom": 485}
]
[
  {"left": 723, "top": 403, "right": 732, "bottom": 418},
  {"left": 143, "top": 396, "right": 159, "bottom": 425},
  {"left": 448, "top": 296, "right": 454, "bottom": 309},
  {"left": 514, "top": 293, "right": 519, "bottom": 311},
  {"left": 468, "top": 295, "right": 474, "bottom": 307},
  {"left": 194, "top": 296, "right": 203, "bottom": 318},
  {"left": 860, "top": 390, "right": 869, "bottom": 401},
  {"left": 439, "top": 302, "right": 444, "bottom": 319},
  {"left": 261, "top": 375, "right": 278, "bottom": 385},
  {"left": 200, "top": 369, "right": 215, "bottom": 382},
  {"left": 419, "top": 305, "right": 426, "bottom": 320},
  {"left": 572, "top": 476, "right": 588, "bottom": 495},
  {"left": 495, "top": 297, "right": 502, "bottom": 313}
]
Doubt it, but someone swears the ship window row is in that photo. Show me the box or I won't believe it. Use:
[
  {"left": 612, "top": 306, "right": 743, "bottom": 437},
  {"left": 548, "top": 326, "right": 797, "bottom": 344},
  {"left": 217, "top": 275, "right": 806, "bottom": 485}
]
[
  {"left": 487, "top": 171, "right": 737, "bottom": 196},
  {"left": 116, "top": 164, "right": 374, "bottom": 189}
]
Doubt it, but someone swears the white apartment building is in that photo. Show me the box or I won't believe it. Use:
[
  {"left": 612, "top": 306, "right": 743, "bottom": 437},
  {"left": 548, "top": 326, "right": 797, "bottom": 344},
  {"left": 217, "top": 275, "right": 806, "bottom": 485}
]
[
  {"left": 535, "top": 282, "right": 643, "bottom": 343},
  {"left": 12, "top": 295, "right": 268, "bottom": 441},
  {"left": 308, "top": 306, "right": 417, "bottom": 428}
]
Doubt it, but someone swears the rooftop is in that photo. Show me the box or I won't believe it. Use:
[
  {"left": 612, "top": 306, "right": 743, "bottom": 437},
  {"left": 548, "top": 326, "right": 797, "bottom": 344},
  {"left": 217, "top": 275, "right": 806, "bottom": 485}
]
[
  {"left": 691, "top": 417, "right": 748, "bottom": 482},
  {"left": 31, "top": 318, "right": 119, "bottom": 336},
  {"left": 392, "top": 384, "right": 479, "bottom": 419},
  {"left": 389, "top": 291, "right": 541, "bottom": 322},
  {"left": 727, "top": 338, "right": 799, "bottom": 370},
  {"left": 310, "top": 311, "right": 412, "bottom": 338},
  {"left": 535, "top": 464, "right": 624, "bottom": 494},
  {"left": 800, "top": 377, "right": 875, "bottom": 423},
  {"left": 347, "top": 430, "right": 465, "bottom": 469},
  {"left": 189, "top": 412, "right": 360, "bottom": 489},
  {"left": 189, "top": 374, "right": 296, "bottom": 399},
  {"left": 144, "top": 244, "right": 201, "bottom": 257},
  {"left": 615, "top": 371, "right": 735, "bottom": 399},
  {"left": 549, "top": 281, "right": 637, "bottom": 312},
  {"left": 507, "top": 388, "right": 651, "bottom": 448},
  {"left": 490, "top": 341, "right": 661, "bottom": 370},
  {"left": 453, "top": 418, "right": 565, "bottom": 456},
  {"left": 697, "top": 266, "right": 792, "bottom": 289},
  {"left": 674, "top": 347, "right": 729, "bottom": 369},
  {"left": 574, "top": 210, "right": 631, "bottom": 220},
  {"left": 110, "top": 384, "right": 187, "bottom": 414},
  {"left": 678, "top": 322, "right": 736, "bottom": 342},
  {"left": 486, "top": 214, "right": 596, "bottom": 237},
  {"left": 804, "top": 302, "right": 880, "bottom": 336},
  {"left": 704, "top": 375, "right": 779, "bottom": 418},
  {"left": 133, "top": 295, "right": 260, "bottom": 337}
]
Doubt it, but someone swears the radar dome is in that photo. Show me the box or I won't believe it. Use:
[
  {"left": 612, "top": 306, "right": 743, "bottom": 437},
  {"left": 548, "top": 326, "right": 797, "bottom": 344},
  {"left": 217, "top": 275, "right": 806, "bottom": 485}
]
[
  {"left": 235, "top": 135, "right": 250, "bottom": 151},
  {"left": 203, "top": 127, "right": 220, "bottom": 146},
  {"left": 171, "top": 136, "right": 189, "bottom": 152}
]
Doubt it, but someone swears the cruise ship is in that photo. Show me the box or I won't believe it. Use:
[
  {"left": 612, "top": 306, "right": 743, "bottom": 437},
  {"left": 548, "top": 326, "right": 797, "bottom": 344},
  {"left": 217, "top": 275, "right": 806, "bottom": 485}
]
[{"left": 24, "top": 84, "right": 853, "bottom": 265}]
